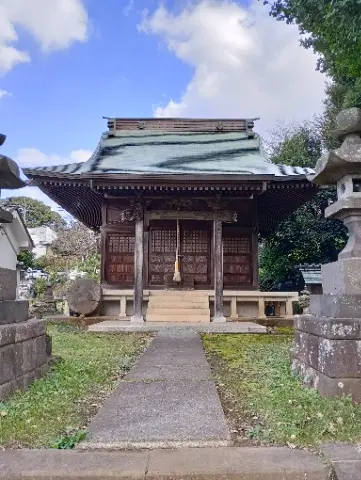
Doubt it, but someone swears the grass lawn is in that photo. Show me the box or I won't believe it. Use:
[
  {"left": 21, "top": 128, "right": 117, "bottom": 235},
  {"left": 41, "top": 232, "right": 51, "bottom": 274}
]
[
  {"left": 203, "top": 333, "right": 361, "bottom": 450},
  {"left": 0, "top": 324, "right": 151, "bottom": 449}
]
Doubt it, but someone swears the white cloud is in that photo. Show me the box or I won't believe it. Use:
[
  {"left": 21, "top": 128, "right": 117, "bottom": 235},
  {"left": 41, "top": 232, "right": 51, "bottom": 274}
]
[
  {"left": 140, "top": 0, "right": 326, "bottom": 136},
  {"left": 16, "top": 147, "right": 92, "bottom": 168},
  {"left": 0, "top": 0, "right": 88, "bottom": 75},
  {"left": 123, "top": 0, "right": 135, "bottom": 16},
  {"left": 1, "top": 147, "right": 92, "bottom": 213},
  {"left": 0, "top": 89, "right": 10, "bottom": 99}
]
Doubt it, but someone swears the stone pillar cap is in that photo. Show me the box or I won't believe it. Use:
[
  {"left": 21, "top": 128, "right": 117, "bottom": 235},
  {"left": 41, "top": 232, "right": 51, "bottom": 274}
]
[
  {"left": 0, "top": 155, "right": 27, "bottom": 189},
  {"left": 332, "top": 107, "right": 361, "bottom": 140},
  {"left": 310, "top": 107, "right": 361, "bottom": 185}
]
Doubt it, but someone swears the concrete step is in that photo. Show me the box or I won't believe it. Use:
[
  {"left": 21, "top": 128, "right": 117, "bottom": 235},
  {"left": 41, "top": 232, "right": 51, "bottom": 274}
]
[
  {"left": 147, "top": 303, "right": 209, "bottom": 310},
  {"left": 146, "top": 313, "right": 210, "bottom": 323},
  {"left": 0, "top": 447, "right": 328, "bottom": 479},
  {"left": 147, "top": 308, "right": 210, "bottom": 316},
  {"left": 148, "top": 296, "right": 209, "bottom": 301},
  {"left": 150, "top": 290, "right": 209, "bottom": 297}
]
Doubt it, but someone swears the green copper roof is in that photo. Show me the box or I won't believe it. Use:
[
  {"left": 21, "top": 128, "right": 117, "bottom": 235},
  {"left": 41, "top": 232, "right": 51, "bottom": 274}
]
[{"left": 25, "top": 130, "right": 314, "bottom": 178}]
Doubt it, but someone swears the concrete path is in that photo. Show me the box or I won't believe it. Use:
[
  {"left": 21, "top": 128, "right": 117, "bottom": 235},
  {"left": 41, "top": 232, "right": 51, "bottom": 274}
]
[
  {"left": 88, "top": 320, "right": 267, "bottom": 333},
  {"left": 81, "top": 331, "right": 231, "bottom": 449}
]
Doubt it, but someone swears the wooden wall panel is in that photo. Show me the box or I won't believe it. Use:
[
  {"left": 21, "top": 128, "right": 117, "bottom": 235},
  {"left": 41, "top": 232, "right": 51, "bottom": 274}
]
[
  {"left": 106, "top": 232, "right": 135, "bottom": 285},
  {"left": 223, "top": 232, "right": 252, "bottom": 287}
]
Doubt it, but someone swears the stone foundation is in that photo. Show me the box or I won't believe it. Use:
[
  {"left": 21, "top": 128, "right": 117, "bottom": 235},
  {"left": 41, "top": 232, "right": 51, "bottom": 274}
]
[
  {"left": 292, "top": 314, "right": 361, "bottom": 402},
  {"left": 0, "top": 299, "right": 29, "bottom": 325},
  {"left": 0, "top": 267, "right": 17, "bottom": 300},
  {"left": 0, "top": 319, "right": 51, "bottom": 399}
]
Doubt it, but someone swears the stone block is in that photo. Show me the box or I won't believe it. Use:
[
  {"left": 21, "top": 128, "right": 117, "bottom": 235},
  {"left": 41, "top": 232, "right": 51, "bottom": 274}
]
[
  {"left": 0, "top": 267, "right": 16, "bottom": 301},
  {"left": 14, "top": 339, "right": 38, "bottom": 375},
  {"left": 0, "top": 300, "right": 29, "bottom": 325},
  {"left": 35, "top": 336, "right": 48, "bottom": 367},
  {"left": 45, "top": 334, "right": 52, "bottom": 356},
  {"left": 0, "top": 324, "right": 15, "bottom": 347},
  {"left": 295, "top": 314, "right": 361, "bottom": 340},
  {"left": 318, "top": 338, "right": 361, "bottom": 378},
  {"left": 294, "top": 360, "right": 361, "bottom": 401},
  {"left": 14, "top": 319, "right": 46, "bottom": 343},
  {"left": 311, "top": 294, "right": 361, "bottom": 319},
  {"left": 19, "top": 370, "right": 37, "bottom": 391},
  {"left": 0, "top": 377, "right": 18, "bottom": 399},
  {"left": 317, "top": 371, "right": 361, "bottom": 402},
  {"left": 36, "top": 363, "right": 49, "bottom": 379},
  {"left": 297, "top": 332, "right": 319, "bottom": 369},
  {"left": 322, "top": 259, "right": 361, "bottom": 295},
  {"left": 0, "top": 344, "right": 17, "bottom": 384}
]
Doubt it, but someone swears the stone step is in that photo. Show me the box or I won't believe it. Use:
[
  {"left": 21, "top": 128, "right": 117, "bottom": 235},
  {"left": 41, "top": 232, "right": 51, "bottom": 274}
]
[
  {"left": 146, "top": 313, "right": 210, "bottom": 323},
  {"left": 147, "top": 308, "right": 210, "bottom": 316},
  {"left": 148, "top": 296, "right": 208, "bottom": 302},
  {"left": 150, "top": 290, "right": 209, "bottom": 297},
  {"left": 147, "top": 303, "right": 209, "bottom": 310}
]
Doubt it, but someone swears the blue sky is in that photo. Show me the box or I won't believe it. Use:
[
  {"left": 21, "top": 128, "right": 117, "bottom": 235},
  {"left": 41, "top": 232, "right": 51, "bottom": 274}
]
[{"left": 0, "top": 0, "right": 325, "bottom": 209}]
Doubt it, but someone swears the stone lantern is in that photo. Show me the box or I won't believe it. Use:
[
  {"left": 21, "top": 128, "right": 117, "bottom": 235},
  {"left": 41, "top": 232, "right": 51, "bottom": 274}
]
[
  {"left": 292, "top": 108, "right": 361, "bottom": 401},
  {"left": 0, "top": 135, "right": 51, "bottom": 400}
]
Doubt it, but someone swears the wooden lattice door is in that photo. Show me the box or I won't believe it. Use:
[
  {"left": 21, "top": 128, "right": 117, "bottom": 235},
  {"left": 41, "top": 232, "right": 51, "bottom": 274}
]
[
  {"left": 223, "top": 233, "right": 252, "bottom": 287},
  {"left": 148, "top": 222, "right": 211, "bottom": 287},
  {"left": 181, "top": 226, "right": 210, "bottom": 286},
  {"left": 106, "top": 233, "right": 134, "bottom": 285},
  {"left": 149, "top": 227, "right": 177, "bottom": 286}
]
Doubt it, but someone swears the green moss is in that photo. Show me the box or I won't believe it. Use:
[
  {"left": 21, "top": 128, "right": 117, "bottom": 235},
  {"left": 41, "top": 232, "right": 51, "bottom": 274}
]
[
  {"left": 0, "top": 326, "right": 150, "bottom": 448},
  {"left": 274, "top": 327, "right": 295, "bottom": 335},
  {"left": 203, "top": 334, "right": 361, "bottom": 448}
]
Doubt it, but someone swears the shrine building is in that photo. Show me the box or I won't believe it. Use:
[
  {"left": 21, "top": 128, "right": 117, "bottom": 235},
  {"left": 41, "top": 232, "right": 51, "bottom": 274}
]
[{"left": 24, "top": 118, "right": 316, "bottom": 323}]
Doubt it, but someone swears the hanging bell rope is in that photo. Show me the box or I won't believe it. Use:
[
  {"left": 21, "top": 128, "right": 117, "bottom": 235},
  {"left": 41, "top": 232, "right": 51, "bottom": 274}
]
[{"left": 173, "top": 219, "right": 182, "bottom": 283}]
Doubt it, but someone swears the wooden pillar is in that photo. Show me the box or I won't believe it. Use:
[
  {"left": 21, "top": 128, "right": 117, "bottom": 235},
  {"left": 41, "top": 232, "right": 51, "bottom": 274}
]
[
  {"left": 213, "top": 218, "right": 226, "bottom": 323},
  {"left": 131, "top": 214, "right": 144, "bottom": 323}
]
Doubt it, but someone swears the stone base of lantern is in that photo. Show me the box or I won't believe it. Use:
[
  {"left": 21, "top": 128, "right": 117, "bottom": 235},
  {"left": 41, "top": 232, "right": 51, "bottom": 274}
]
[
  {"left": 292, "top": 256, "right": 361, "bottom": 402},
  {"left": 292, "top": 312, "right": 361, "bottom": 402}
]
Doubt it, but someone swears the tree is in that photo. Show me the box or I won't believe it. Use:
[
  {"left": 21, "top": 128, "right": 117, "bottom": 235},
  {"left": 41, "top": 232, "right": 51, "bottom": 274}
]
[
  {"left": 17, "top": 251, "right": 36, "bottom": 270},
  {"left": 4, "top": 197, "right": 65, "bottom": 229},
  {"left": 260, "top": 120, "right": 347, "bottom": 291},
  {"left": 53, "top": 221, "right": 99, "bottom": 260},
  {"left": 262, "top": 0, "right": 361, "bottom": 80}
]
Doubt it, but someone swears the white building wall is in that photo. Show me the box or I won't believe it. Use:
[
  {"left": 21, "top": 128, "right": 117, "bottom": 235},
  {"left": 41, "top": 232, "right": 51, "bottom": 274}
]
[
  {"left": 0, "top": 224, "right": 19, "bottom": 271},
  {"left": 28, "top": 226, "right": 57, "bottom": 258}
]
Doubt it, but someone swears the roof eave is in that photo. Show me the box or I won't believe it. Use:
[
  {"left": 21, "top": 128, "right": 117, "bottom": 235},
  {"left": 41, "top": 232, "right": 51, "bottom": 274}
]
[{"left": 24, "top": 170, "right": 311, "bottom": 184}]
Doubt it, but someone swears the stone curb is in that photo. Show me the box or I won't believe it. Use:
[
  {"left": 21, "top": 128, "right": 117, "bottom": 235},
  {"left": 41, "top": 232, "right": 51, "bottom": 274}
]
[
  {"left": 0, "top": 446, "right": 328, "bottom": 480},
  {"left": 321, "top": 443, "right": 361, "bottom": 480}
]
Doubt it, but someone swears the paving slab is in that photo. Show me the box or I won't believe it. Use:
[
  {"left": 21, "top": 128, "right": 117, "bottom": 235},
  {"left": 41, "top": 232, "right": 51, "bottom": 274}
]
[
  {"left": 321, "top": 443, "right": 361, "bottom": 480},
  {"left": 0, "top": 449, "right": 148, "bottom": 479},
  {"left": 88, "top": 320, "right": 267, "bottom": 333},
  {"left": 135, "top": 349, "right": 210, "bottom": 367},
  {"left": 82, "top": 380, "right": 230, "bottom": 449},
  {"left": 126, "top": 363, "right": 213, "bottom": 381},
  {"left": 81, "top": 331, "right": 230, "bottom": 449},
  {"left": 0, "top": 447, "right": 328, "bottom": 480},
  {"left": 146, "top": 446, "right": 328, "bottom": 480}
]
